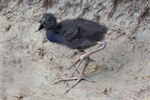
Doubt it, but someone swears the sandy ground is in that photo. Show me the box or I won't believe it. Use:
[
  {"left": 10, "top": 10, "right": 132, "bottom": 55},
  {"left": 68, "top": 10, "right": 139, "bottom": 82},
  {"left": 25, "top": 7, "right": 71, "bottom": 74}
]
[{"left": 0, "top": 0, "right": 150, "bottom": 100}]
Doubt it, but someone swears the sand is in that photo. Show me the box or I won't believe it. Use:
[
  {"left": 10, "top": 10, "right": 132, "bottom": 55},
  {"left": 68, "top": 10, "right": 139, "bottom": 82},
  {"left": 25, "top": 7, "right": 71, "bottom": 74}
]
[{"left": 0, "top": 0, "right": 150, "bottom": 100}]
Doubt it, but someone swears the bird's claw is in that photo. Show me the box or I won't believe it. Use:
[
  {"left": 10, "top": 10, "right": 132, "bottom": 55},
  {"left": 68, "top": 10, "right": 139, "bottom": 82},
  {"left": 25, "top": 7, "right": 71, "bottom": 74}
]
[
  {"left": 51, "top": 77, "right": 79, "bottom": 85},
  {"left": 52, "top": 75, "right": 95, "bottom": 94},
  {"left": 65, "top": 75, "right": 95, "bottom": 94}
]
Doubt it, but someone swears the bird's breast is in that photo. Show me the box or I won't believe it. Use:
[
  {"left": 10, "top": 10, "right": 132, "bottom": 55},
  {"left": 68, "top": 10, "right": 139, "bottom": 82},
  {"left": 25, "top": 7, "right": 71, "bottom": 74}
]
[{"left": 46, "top": 29, "right": 64, "bottom": 44}]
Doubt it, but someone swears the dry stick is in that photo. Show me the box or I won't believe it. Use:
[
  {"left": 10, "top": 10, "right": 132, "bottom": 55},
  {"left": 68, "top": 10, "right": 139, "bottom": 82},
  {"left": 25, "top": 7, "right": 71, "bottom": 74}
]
[
  {"left": 130, "top": 7, "right": 149, "bottom": 35},
  {"left": 32, "top": 19, "right": 40, "bottom": 23},
  {"left": 28, "top": 0, "right": 41, "bottom": 5},
  {"left": 130, "top": 95, "right": 140, "bottom": 100},
  {"left": 107, "top": 0, "right": 116, "bottom": 18},
  {"left": 137, "top": 6, "right": 149, "bottom": 21},
  {"left": 0, "top": 35, "right": 17, "bottom": 43},
  {"left": 13, "top": 93, "right": 24, "bottom": 100}
]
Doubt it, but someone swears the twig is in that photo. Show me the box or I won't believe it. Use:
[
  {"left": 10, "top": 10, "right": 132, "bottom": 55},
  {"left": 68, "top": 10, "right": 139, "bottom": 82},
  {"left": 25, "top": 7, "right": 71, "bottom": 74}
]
[
  {"left": 32, "top": 19, "right": 40, "bottom": 23},
  {"left": 0, "top": 35, "right": 17, "bottom": 43},
  {"left": 28, "top": 0, "right": 41, "bottom": 5},
  {"left": 130, "top": 95, "right": 140, "bottom": 100},
  {"left": 13, "top": 93, "right": 24, "bottom": 100},
  {"left": 107, "top": 0, "right": 117, "bottom": 18},
  {"left": 137, "top": 6, "right": 149, "bottom": 22}
]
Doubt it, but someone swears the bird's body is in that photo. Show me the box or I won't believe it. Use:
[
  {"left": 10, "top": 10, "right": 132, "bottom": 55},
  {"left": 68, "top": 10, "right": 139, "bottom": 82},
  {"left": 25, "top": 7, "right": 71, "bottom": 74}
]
[
  {"left": 57, "top": 18, "right": 107, "bottom": 50},
  {"left": 38, "top": 13, "right": 107, "bottom": 93},
  {"left": 39, "top": 14, "right": 107, "bottom": 50}
]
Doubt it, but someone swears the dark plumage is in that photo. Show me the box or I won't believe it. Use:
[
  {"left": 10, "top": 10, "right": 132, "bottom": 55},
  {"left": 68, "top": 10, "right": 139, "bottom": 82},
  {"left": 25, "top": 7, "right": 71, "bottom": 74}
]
[
  {"left": 39, "top": 13, "right": 107, "bottom": 50},
  {"left": 38, "top": 13, "right": 107, "bottom": 93}
]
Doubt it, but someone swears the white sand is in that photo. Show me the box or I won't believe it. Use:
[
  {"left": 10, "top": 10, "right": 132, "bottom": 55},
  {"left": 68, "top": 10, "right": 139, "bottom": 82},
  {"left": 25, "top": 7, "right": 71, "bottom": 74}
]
[{"left": 0, "top": 0, "right": 150, "bottom": 100}]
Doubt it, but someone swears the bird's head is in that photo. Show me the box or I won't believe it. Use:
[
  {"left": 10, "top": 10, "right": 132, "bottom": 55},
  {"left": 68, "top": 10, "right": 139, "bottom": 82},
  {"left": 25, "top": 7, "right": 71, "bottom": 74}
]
[{"left": 38, "top": 13, "right": 57, "bottom": 31}]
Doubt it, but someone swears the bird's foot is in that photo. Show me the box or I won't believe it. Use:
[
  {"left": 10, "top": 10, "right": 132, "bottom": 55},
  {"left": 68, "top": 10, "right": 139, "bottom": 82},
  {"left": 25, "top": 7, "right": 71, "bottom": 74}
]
[{"left": 52, "top": 75, "right": 95, "bottom": 93}]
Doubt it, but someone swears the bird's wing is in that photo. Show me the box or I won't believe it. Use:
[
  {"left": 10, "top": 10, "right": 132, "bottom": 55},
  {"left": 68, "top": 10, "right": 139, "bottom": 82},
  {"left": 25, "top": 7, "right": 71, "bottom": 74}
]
[
  {"left": 57, "top": 20, "right": 81, "bottom": 42},
  {"left": 57, "top": 18, "right": 107, "bottom": 43},
  {"left": 63, "top": 25, "right": 80, "bottom": 42}
]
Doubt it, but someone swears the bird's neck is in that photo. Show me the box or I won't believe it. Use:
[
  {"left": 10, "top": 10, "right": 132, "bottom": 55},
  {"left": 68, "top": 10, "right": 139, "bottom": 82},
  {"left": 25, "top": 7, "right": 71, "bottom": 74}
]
[{"left": 46, "top": 29, "right": 64, "bottom": 44}]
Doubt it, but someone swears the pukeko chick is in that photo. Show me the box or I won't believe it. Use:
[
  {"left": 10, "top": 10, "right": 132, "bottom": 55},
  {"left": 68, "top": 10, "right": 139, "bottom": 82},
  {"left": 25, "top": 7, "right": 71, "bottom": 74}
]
[{"left": 38, "top": 13, "right": 107, "bottom": 93}]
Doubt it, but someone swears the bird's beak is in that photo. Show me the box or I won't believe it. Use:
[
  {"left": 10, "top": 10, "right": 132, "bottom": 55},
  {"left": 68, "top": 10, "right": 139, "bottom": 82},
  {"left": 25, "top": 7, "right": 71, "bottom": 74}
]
[
  {"left": 38, "top": 24, "right": 44, "bottom": 31},
  {"left": 38, "top": 18, "right": 45, "bottom": 31}
]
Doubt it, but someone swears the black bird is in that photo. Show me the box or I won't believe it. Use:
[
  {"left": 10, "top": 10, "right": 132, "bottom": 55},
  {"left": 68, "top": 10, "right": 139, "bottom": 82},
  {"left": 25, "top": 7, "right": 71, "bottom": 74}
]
[{"left": 38, "top": 13, "right": 107, "bottom": 93}]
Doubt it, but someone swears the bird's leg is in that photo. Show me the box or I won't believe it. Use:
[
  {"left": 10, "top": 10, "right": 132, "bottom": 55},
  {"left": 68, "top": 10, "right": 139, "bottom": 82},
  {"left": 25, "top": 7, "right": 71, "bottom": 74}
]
[
  {"left": 65, "top": 41, "right": 107, "bottom": 93},
  {"left": 52, "top": 41, "right": 106, "bottom": 93},
  {"left": 69, "top": 41, "right": 107, "bottom": 70},
  {"left": 81, "top": 41, "right": 107, "bottom": 60},
  {"left": 52, "top": 55, "right": 84, "bottom": 85},
  {"left": 71, "top": 60, "right": 83, "bottom": 77},
  {"left": 67, "top": 50, "right": 87, "bottom": 77},
  {"left": 65, "top": 57, "right": 95, "bottom": 93},
  {"left": 51, "top": 57, "right": 94, "bottom": 94}
]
